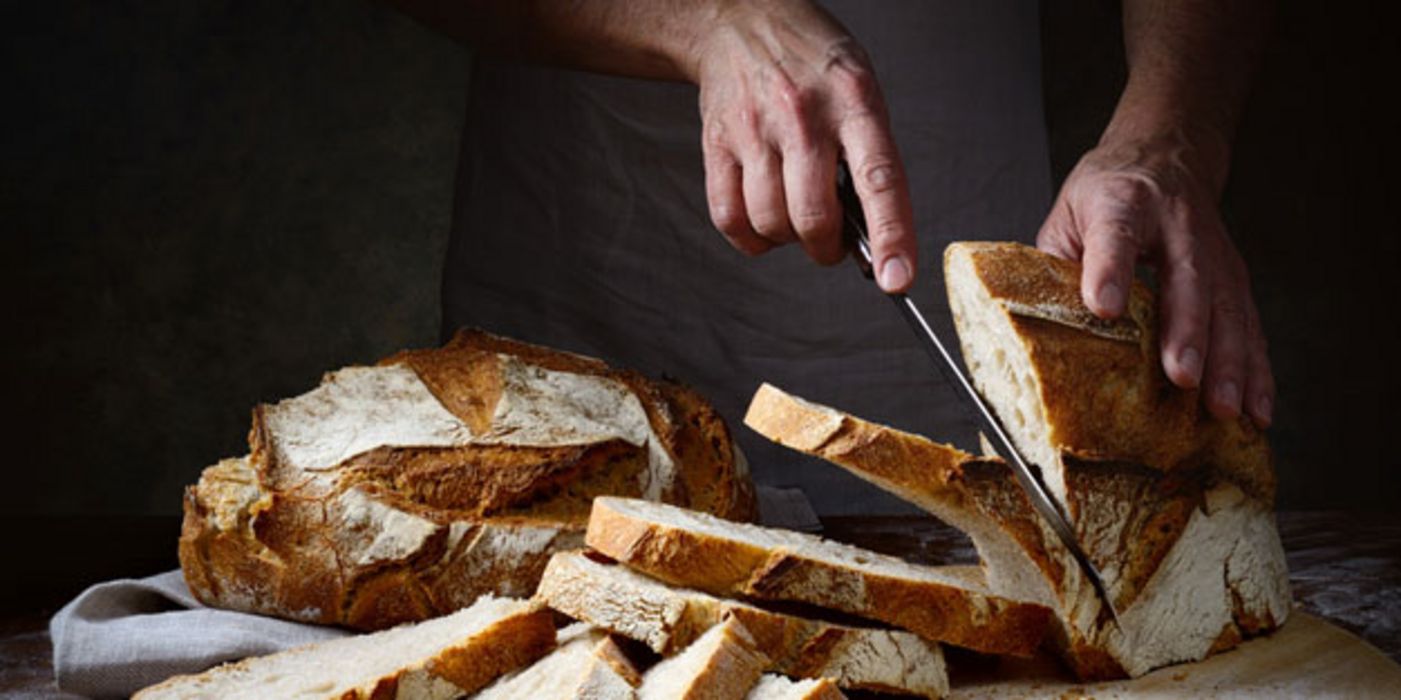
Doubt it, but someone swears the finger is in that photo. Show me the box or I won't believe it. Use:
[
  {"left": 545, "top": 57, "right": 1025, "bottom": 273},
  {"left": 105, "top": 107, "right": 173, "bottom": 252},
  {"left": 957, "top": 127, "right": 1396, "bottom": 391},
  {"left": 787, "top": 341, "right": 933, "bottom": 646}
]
[
  {"left": 837, "top": 112, "right": 917, "bottom": 293},
  {"left": 1036, "top": 198, "right": 1082, "bottom": 261},
  {"left": 781, "top": 139, "right": 843, "bottom": 265},
  {"left": 1077, "top": 207, "right": 1141, "bottom": 319},
  {"left": 1156, "top": 229, "right": 1208, "bottom": 389},
  {"left": 1202, "top": 287, "right": 1250, "bottom": 421},
  {"left": 1236, "top": 285, "right": 1275, "bottom": 428},
  {"left": 703, "top": 143, "right": 774, "bottom": 256},
  {"left": 741, "top": 147, "right": 797, "bottom": 245},
  {"left": 1243, "top": 319, "right": 1275, "bottom": 428}
]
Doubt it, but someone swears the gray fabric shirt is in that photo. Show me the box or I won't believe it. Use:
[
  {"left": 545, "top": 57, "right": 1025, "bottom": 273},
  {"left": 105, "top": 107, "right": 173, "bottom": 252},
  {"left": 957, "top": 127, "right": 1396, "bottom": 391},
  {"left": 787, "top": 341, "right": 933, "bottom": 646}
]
[{"left": 444, "top": 2, "right": 1053, "bottom": 514}]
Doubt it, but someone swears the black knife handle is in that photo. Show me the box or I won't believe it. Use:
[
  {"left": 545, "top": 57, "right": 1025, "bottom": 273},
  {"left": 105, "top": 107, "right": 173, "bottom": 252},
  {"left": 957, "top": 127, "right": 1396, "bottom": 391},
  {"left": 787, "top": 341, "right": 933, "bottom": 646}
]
[{"left": 837, "top": 163, "right": 875, "bottom": 280}]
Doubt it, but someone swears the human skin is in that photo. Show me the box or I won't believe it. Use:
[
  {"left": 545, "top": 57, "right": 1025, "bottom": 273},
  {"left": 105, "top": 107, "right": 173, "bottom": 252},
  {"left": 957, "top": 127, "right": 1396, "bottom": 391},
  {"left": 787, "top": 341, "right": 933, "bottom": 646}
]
[{"left": 388, "top": 0, "right": 1273, "bottom": 426}]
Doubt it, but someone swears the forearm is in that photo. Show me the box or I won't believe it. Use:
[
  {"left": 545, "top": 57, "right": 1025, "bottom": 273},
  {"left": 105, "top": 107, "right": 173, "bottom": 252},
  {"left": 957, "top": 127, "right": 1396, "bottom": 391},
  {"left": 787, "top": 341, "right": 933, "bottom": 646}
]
[
  {"left": 383, "top": 0, "right": 723, "bottom": 81},
  {"left": 1109, "top": 0, "right": 1271, "bottom": 192}
]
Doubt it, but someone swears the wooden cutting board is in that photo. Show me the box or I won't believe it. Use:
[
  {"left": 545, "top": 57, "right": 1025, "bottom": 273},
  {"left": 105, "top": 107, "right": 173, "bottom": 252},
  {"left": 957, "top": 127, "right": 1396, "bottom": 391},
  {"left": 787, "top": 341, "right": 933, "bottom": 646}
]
[{"left": 948, "top": 612, "right": 1401, "bottom": 698}]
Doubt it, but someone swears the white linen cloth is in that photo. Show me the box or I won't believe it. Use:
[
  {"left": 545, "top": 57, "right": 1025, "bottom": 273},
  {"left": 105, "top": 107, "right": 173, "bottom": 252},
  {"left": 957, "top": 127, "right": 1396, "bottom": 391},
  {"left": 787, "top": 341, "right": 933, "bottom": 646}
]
[{"left": 49, "top": 571, "right": 347, "bottom": 698}]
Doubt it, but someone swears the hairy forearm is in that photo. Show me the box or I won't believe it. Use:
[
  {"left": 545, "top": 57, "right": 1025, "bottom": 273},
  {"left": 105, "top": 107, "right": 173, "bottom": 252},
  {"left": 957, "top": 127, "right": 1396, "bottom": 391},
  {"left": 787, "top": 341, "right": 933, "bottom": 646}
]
[
  {"left": 1110, "top": 0, "right": 1271, "bottom": 191},
  {"left": 383, "top": 0, "right": 728, "bottom": 81}
]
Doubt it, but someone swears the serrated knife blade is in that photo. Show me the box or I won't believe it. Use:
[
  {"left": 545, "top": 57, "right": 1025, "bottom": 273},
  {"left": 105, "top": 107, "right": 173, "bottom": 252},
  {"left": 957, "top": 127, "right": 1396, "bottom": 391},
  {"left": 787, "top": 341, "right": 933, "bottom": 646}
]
[{"left": 836, "top": 165, "right": 1121, "bottom": 624}]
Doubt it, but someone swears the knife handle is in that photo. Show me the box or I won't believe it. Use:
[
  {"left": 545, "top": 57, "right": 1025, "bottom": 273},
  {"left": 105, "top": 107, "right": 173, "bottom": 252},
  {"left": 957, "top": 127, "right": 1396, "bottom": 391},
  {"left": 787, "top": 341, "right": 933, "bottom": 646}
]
[{"left": 836, "top": 163, "right": 875, "bottom": 281}]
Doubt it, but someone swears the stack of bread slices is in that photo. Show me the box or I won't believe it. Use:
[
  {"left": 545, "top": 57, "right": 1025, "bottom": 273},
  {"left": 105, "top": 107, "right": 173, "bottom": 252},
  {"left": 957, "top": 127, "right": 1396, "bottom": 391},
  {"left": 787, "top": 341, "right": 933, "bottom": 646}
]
[{"left": 152, "top": 241, "right": 1292, "bottom": 697}]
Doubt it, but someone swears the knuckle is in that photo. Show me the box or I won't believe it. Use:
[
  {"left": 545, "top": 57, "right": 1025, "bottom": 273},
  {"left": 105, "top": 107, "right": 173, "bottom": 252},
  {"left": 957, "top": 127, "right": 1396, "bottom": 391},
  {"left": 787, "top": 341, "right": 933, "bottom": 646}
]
[
  {"left": 791, "top": 206, "right": 836, "bottom": 236},
  {"left": 709, "top": 205, "right": 746, "bottom": 237},
  {"left": 829, "top": 58, "right": 878, "bottom": 110},
  {"left": 857, "top": 158, "right": 902, "bottom": 195}
]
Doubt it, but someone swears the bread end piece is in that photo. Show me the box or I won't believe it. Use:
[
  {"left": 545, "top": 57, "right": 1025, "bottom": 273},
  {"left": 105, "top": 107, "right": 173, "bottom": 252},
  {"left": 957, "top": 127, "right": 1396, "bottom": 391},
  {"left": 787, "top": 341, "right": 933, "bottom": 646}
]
[{"left": 134, "top": 595, "right": 555, "bottom": 700}]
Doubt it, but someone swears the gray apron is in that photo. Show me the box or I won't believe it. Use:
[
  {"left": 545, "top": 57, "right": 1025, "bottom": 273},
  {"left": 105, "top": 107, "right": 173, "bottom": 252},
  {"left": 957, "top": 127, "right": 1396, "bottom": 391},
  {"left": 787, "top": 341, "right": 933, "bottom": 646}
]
[{"left": 443, "top": 2, "right": 1053, "bottom": 514}]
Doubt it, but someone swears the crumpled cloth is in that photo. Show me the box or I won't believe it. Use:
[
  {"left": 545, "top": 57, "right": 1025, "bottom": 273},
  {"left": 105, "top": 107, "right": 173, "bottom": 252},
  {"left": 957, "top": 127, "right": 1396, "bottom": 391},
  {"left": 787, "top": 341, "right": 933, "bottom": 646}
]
[{"left": 49, "top": 570, "right": 347, "bottom": 698}]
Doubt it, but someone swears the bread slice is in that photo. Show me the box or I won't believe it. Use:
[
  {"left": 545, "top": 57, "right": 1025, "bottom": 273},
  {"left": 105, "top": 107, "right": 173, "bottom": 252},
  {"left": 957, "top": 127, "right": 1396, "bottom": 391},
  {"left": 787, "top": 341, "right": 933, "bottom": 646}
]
[
  {"left": 746, "top": 675, "right": 846, "bottom": 700},
  {"left": 474, "top": 622, "right": 641, "bottom": 699},
  {"left": 942, "top": 242, "right": 1274, "bottom": 507},
  {"left": 585, "top": 497, "right": 1051, "bottom": 657},
  {"left": 180, "top": 329, "right": 755, "bottom": 630},
  {"left": 744, "top": 380, "right": 1291, "bottom": 679},
  {"left": 638, "top": 617, "right": 769, "bottom": 700},
  {"left": 536, "top": 551, "right": 948, "bottom": 697},
  {"left": 133, "top": 595, "right": 554, "bottom": 700}
]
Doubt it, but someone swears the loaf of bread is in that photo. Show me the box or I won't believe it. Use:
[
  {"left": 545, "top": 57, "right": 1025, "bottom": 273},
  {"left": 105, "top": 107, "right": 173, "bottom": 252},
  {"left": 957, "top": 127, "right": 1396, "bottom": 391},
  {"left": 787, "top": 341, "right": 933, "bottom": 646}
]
[
  {"left": 133, "top": 595, "right": 554, "bottom": 699},
  {"left": 536, "top": 550, "right": 948, "bottom": 697},
  {"left": 179, "top": 329, "right": 755, "bottom": 630},
  {"left": 741, "top": 241, "right": 1291, "bottom": 680},
  {"left": 585, "top": 496, "right": 1052, "bottom": 657}
]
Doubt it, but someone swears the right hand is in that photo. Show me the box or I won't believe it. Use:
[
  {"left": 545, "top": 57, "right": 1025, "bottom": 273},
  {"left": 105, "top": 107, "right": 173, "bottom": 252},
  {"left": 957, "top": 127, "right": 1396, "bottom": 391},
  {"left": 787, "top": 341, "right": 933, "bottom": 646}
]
[{"left": 684, "top": 0, "right": 917, "bottom": 292}]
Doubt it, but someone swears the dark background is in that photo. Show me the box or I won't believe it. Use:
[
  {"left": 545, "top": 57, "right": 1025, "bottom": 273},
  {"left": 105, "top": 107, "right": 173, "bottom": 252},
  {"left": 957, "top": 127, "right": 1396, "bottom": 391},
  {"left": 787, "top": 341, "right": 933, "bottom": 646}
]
[{"left": 3, "top": 1, "right": 1398, "bottom": 522}]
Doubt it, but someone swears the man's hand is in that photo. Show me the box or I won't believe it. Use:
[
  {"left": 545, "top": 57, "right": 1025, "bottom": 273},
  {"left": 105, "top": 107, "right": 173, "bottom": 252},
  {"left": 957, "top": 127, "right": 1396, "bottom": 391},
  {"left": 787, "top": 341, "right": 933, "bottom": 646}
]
[
  {"left": 687, "top": 1, "right": 917, "bottom": 292},
  {"left": 386, "top": 0, "right": 917, "bottom": 292},
  {"left": 1038, "top": 130, "right": 1273, "bottom": 428}
]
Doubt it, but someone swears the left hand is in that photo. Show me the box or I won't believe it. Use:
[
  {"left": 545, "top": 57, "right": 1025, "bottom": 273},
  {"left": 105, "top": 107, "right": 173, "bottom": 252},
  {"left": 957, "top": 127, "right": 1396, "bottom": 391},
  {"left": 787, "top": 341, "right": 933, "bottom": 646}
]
[{"left": 1037, "top": 130, "right": 1274, "bottom": 428}]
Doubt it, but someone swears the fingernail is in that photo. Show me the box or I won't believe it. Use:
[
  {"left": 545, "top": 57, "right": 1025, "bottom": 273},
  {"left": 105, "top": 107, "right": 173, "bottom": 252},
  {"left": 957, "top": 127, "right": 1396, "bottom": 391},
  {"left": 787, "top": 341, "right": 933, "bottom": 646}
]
[
  {"left": 1216, "top": 380, "right": 1241, "bottom": 411},
  {"left": 1178, "top": 348, "right": 1202, "bottom": 384},
  {"left": 879, "top": 256, "right": 911, "bottom": 291},
  {"left": 1255, "top": 395, "right": 1273, "bottom": 424},
  {"left": 1097, "top": 282, "right": 1125, "bottom": 314}
]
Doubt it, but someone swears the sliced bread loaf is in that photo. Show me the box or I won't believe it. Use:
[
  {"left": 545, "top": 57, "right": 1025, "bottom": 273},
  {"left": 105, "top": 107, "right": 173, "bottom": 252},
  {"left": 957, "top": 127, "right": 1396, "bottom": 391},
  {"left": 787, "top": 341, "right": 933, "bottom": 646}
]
[
  {"left": 638, "top": 617, "right": 769, "bottom": 700},
  {"left": 943, "top": 241, "right": 1274, "bottom": 508},
  {"left": 744, "top": 377, "right": 1291, "bottom": 679},
  {"left": 133, "top": 595, "right": 554, "bottom": 700},
  {"left": 536, "top": 551, "right": 948, "bottom": 697},
  {"left": 746, "top": 675, "right": 846, "bottom": 700},
  {"left": 473, "top": 623, "right": 640, "bottom": 699},
  {"left": 180, "top": 329, "right": 755, "bottom": 630},
  {"left": 585, "top": 497, "right": 1051, "bottom": 657}
]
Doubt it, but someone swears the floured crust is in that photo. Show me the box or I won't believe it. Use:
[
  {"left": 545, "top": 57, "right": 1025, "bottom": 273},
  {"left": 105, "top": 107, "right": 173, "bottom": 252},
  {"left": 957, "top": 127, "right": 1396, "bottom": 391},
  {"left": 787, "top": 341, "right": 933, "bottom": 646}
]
[
  {"left": 744, "top": 382, "right": 1291, "bottom": 680},
  {"left": 747, "top": 675, "right": 847, "bottom": 700},
  {"left": 536, "top": 551, "right": 948, "bottom": 697},
  {"left": 178, "top": 456, "right": 584, "bottom": 630},
  {"left": 586, "top": 497, "right": 1051, "bottom": 657},
  {"left": 475, "top": 623, "right": 641, "bottom": 699},
  {"left": 132, "top": 596, "right": 556, "bottom": 700},
  {"left": 943, "top": 242, "right": 1275, "bottom": 504},
  {"left": 639, "top": 617, "right": 769, "bottom": 700},
  {"left": 181, "top": 329, "right": 755, "bottom": 630}
]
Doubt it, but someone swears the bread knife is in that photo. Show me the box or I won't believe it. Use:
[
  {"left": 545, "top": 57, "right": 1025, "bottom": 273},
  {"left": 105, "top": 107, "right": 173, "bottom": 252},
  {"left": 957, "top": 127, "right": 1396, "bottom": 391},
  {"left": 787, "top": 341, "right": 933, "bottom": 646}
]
[{"left": 835, "top": 165, "right": 1121, "bottom": 624}]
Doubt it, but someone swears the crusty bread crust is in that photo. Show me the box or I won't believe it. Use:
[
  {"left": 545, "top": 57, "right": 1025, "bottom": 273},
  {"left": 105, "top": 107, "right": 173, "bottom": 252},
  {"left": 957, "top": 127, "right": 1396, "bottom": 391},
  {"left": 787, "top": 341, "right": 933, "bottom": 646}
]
[
  {"left": 639, "top": 617, "right": 769, "bottom": 700},
  {"left": 181, "top": 329, "right": 755, "bottom": 630},
  {"left": 944, "top": 242, "right": 1274, "bottom": 503},
  {"left": 133, "top": 596, "right": 556, "bottom": 700},
  {"left": 536, "top": 551, "right": 948, "bottom": 697},
  {"left": 586, "top": 498, "right": 1050, "bottom": 657},
  {"left": 744, "top": 381, "right": 1290, "bottom": 681}
]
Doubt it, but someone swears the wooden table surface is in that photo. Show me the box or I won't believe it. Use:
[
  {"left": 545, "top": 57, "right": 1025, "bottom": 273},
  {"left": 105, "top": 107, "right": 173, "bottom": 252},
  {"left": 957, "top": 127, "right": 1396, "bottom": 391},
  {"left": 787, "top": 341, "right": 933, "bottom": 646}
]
[{"left": 3, "top": 511, "right": 1398, "bottom": 697}]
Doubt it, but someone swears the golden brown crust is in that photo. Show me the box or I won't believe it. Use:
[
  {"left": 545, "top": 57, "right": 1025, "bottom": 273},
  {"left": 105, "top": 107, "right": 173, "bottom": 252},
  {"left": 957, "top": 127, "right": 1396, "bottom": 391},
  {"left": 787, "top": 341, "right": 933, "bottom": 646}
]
[
  {"left": 426, "top": 606, "right": 558, "bottom": 694},
  {"left": 183, "top": 328, "right": 755, "bottom": 630},
  {"left": 947, "top": 242, "right": 1275, "bottom": 503},
  {"left": 585, "top": 498, "right": 1051, "bottom": 657},
  {"left": 742, "top": 382, "right": 1288, "bottom": 681}
]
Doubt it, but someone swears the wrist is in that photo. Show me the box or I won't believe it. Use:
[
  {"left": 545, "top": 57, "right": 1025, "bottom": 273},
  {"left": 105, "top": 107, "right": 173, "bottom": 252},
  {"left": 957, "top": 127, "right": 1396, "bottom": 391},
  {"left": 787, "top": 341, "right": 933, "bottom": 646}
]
[{"left": 1099, "top": 81, "right": 1235, "bottom": 197}]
